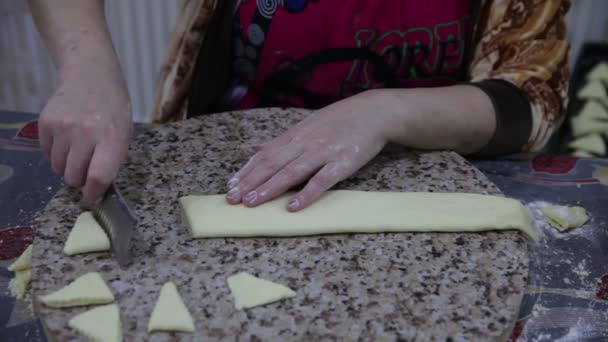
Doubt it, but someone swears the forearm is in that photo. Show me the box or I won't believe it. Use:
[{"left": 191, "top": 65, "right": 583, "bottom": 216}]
[
  {"left": 28, "top": 0, "right": 124, "bottom": 86},
  {"left": 376, "top": 86, "right": 497, "bottom": 155}
]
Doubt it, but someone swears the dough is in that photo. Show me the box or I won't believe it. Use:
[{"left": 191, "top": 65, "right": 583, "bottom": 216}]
[
  {"left": 148, "top": 282, "right": 195, "bottom": 333},
  {"left": 9, "top": 269, "right": 32, "bottom": 299},
  {"left": 68, "top": 304, "right": 122, "bottom": 342},
  {"left": 227, "top": 272, "right": 296, "bottom": 310},
  {"left": 572, "top": 116, "right": 608, "bottom": 137},
  {"left": 541, "top": 205, "right": 589, "bottom": 231},
  {"left": 568, "top": 134, "right": 606, "bottom": 155},
  {"left": 180, "top": 191, "right": 535, "bottom": 239},
  {"left": 8, "top": 244, "right": 32, "bottom": 272},
  {"left": 573, "top": 150, "right": 594, "bottom": 158},
  {"left": 578, "top": 101, "right": 608, "bottom": 120},
  {"left": 40, "top": 272, "right": 114, "bottom": 308},
  {"left": 593, "top": 165, "right": 608, "bottom": 185},
  {"left": 587, "top": 62, "right": 608, "bottom": 81},
  {"left": 577, "top": 80, "right": 607, "bottom": 100},
  {"left": 8, "top": 244, "right": 33, "bottom": 299},
  {"left": 64, "top": 211, "right": 111, "bottom": 256}
]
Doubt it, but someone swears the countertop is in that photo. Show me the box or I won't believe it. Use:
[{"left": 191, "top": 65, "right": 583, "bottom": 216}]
[{"left": 30, "top": 108, "right": 529, "bottom": 341}]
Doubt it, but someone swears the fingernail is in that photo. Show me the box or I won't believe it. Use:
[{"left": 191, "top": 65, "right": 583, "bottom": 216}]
[
  {"left": 227, "top": 187, "right": 240, "bottom": 200},
  {"left": 244, "top": 191, "right": 258, "bottom": 203},
  {"left": 288, "top": 198, "right": 300, "bottom": 209},
  {"left": 227, "top": 177, "right": 239, "bottom": 189}
]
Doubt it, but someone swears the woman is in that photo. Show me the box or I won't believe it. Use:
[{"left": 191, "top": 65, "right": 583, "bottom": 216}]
[{"left": 29, "top": 0, "right": 570, "bottom": 210}]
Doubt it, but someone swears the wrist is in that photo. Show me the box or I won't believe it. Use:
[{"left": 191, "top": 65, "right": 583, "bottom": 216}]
[
  {"left": 57, "top": 58, "right": 128, "bottom": 96},
  {"left": 364, "top": 89, "right": 419, "bottom": 145}
]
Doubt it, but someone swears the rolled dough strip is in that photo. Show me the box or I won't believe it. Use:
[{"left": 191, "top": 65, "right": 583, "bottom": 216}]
[
  {"left": 68, "top": 304, "right": 122, "bottom": 342},
  {"left": 8, "top": 244, "right": 32, "bottom": 272},
  {"left": 180, "top": 191, "right": 535, "bottom": 239}
]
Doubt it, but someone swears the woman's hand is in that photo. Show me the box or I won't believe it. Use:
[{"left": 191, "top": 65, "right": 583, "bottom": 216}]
[
  {"left": 225, "top": 84, "right": 498, "bottom": 211},
  {"left": 29, "top": 0, "right": 132, "bottom": 203},
  {"left": 225, "top": 90, "right": 395, "bottom": 211},
  {"left": 39, "top": 69, "right": 132, "bottom": 203}
]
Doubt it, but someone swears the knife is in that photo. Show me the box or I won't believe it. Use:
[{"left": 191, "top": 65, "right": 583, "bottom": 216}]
[{"left": 89, "top": 183, "right": 136, "bottom": 268}]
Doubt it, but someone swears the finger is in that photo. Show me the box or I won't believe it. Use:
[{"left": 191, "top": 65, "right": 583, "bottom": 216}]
[
  {"left": 226, "top": 154, "right": 258, "bottom": 191},
  {"left": 227, "top": 144, "right": 305, "bottom": 204},
  {"left": 82, "top": 141, "right": 126, "bottom": 203},
  {"left": 227, "top": 132, "right": 299, "bottom": 190},
  {"left": 63, "top": 140, "right": 95, "bottom": 188},
  {"left": 242, "top": 153, "right": 326, "bottom": 207},
  {"left": 287, "top": 162, "right": 352, "bottom": 212},
  {"left": 49, "top": 134, "right": 70, "bottom": 177}
]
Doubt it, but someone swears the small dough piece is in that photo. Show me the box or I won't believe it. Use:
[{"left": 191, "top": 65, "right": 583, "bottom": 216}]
[
  {"left": 180, "top": 191, "right": 536, "bottom": 239},
  {"left": 578, "top": 101, "right": 608, "bottom": 120},
  {"left": 148, "top": 282, "right": 195, "bottom": 333},
  {"left": 8, "top": 244, "right": 32, "bottom": 272},
  {"left": 68, "top": 304, "right": 122, "bottom": 342},
  {"left": 587, "top": 62, "right": 608, "bottom": 81},
  {"left": 568, "top": 134, "right": 606, "bottom": 155},
  {"left": 573, "top": 150, "right": 594, "bottom": 158},
  {"left": 541, "top": 205, "right": 589, "bottom": 231},
  {"left": 40, "top": 272, "right": 114, "bottom": 308},
  {"left": 64, "top": 211, "right": 111, "bottom": 255},
  {"left": 593, "top": 165, "right": 608, "bottom": 185},
  {"left": 572, "top": 116, "right": 608, "bottom": 137},
  {"left": 9, "top": 269, "right": 32, "bottom": 299},
  {"left": 227, "top": 272, "right": 296, "bottom": 310},
  {"left": 577, "top": 80, "right": 607, "bottom": 100}
]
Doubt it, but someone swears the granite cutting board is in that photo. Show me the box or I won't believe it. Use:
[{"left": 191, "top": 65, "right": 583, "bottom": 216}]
[{"left": 32, "top": 108, "right": 529, "bottom": 341}]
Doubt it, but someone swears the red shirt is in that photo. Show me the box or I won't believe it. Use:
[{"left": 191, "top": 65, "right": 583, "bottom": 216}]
[{"left": 224, "top": 0, "right": 472, "bottom": 109}]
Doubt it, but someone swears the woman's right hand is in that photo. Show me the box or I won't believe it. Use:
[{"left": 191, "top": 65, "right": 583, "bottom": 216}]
[{"left": 39, "top": 69, "right": 133, "bottom": 203}]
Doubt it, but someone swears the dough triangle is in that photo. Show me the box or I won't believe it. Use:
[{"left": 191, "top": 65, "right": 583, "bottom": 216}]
[
  {"left": 147, "top": 282, "right": 195, "bottom": 332},
  {"left": 572, "top": 116, "right": 608, "bottom": 137},
  {"left": 68, "top": 304, "right": 122, "bottom": 342},
  {"left": 40, "top": 272, "right": 114, "bottom": 308},
  {"left": 593, "top": 165, "right": 608, "bottom": 185},
  {"left": 568, "top": 133, "right": 606, "bottom": 155},
  {"left": 9, "top": 269, "right": 32, "bottom": 299},
  {"left": 578, "top": 101, "right": 608, "bottom": 120},
  {"left": 577, "top": 80, "right": 607, "bottom": 99},
  {"left": 227, "top": 272, "right": 296, "bottom": 310},
  {"left": 573, "top": 150, "right": 593, "bottom": 158},
  {"left": 587, "top": 62, "right": 608, "bottom": 81},
  {"left": 64, "top": 211, "right": 110, "bottom": 255},
  {"left": 8, "top": 244, "right": 32, "bottom": 272}
]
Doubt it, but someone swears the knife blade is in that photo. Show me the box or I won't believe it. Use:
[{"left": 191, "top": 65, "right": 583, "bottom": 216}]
[{"left": 90, "top": 183, "right": 136, "bottom": 268}]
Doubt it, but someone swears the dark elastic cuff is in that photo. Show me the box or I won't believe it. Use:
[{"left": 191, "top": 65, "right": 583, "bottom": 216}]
[{"left": 469, "top": 79, "right": 533, "bottom": 157}]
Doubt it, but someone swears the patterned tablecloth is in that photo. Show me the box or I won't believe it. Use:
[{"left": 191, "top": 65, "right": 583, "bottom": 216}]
[{"left": 1, "top": 110, "right": 607, "bottom": 341}]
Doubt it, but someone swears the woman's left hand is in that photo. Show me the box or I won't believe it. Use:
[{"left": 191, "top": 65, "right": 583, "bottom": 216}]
[{"left": 225, "top": 90, "right": 396, "bottom": 211}]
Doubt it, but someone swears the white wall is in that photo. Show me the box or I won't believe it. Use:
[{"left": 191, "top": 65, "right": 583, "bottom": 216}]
[
  {"left": 0, "top": 0, "right": 56, "bottom": 115},
  {"left": 1, "top": 1, "right": 607, "bottom": 121},
  {"left": 566, "top": 0, "right": 608, "bottom": 63},
  {"left": 0, "top": 0, "right": 181, "bottom": 122}
]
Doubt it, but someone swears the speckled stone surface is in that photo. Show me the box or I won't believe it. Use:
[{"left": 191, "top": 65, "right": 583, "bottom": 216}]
[{"left": 32, "top": 108, "right": 528, "bottom": 341}]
